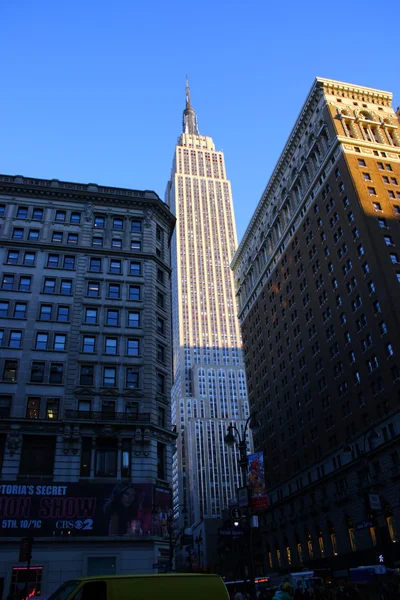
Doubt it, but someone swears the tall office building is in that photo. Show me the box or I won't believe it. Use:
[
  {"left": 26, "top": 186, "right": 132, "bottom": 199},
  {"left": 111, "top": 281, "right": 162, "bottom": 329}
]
[
  {"left": 166, "top": 82, "right": 251, "bottom": 525},
  {"left": 0, "top": 175, "right": 176, "bottom": 595},
  {"left": 232, "top": 79, "right": 400, "bottom": 571}
]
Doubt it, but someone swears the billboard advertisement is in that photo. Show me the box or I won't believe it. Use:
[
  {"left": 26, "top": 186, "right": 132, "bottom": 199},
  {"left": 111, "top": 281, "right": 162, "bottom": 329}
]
[
  {"left": 0, "top": 481, "right": 170, "bottom": 537},
  {"left": 247, "top": 452, "right": 268, "bottom": 512}
]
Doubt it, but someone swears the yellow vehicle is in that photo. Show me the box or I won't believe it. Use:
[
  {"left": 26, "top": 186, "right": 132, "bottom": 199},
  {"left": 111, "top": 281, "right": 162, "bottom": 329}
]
[{"left": 47, "top": 573, "right": 230, "bottom": 600}]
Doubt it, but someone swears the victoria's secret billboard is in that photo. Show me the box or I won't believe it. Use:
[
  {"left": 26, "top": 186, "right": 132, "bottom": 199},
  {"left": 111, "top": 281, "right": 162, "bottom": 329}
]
[{"left": 0, "top": 482, "right": 171, "bottom": 537}]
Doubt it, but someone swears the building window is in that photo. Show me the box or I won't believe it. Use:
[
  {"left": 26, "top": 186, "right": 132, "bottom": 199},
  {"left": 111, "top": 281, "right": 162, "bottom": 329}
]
[
  {"left": 157, "top": 291, "right": 165, "bottom": 308},
  {"left": 130, "top": 261, "right": 141, "bottom": 276},
  {"left": 57, "top": 306, "right": 69, "bottom": 322},
  {"left": 2, "top": 275, "right": 14, "bottom": 290},
  {"left": 127, "top": 339, "right": 139, "bottom": 356},
  {"left": 24, "top": 252, "right": 36, "bottom": 266},
  {"left": 39, "top": 304, "right": 52, "bottom": 320},
  {"left": 43, "top": 278, "right": 56, "bottom": 294},
  {"left": 157, "top": 372, "right": 166, "bottom": 394},
  {"left": 46, "top": 398, "right": 60, "bottom": 419},
  {"left": 6, "top": 250, "right": 19, "bottom": 264},
  {"left": 131, "top": 240, "right": 142, "bottom": 251},
  {"left": 85, "top": 308, "right": 98, "bottom": 324},
  {"left": 0, "top": 204, "right": 5, "bottom": 217},
  {"left": 129, "top": 285, "right": 140, "bottom": 301},
  {"left": 19, "top": 435, "right": 56, "bottom": 475},
  {"left": 105, "top": 338, "right": 117, "bottom": 355},
  {"left": 54, "top": 334, "right": 66, "bottom": 351},
  {"left": 14, "top": 303, "right": 27, "bottom": 319},
  {"left": 0, "top": 395, "right": 12, "bottom": 417},
  {"left": 108, "top": 284, "right": 120, "bottom": 299},
  {"left": 35, "top": 333, "right": 48, "bottom": 350},
  {"left": 12, "top": 227, "right": 24, "bottom": 240},
  {"left": 103, "top": 367, "right": 117, "bottom": 387},
  {"left": 372, "top": 201, "right": 382, "bottom": 210},
  {"left": 63, "top": 256, "right": 75, "bottom": 270},
  {"left": 0, "top": 301, "right": 9, "bottom": 318},
  {"left": 94, "top": 215, "right": 105, "bottom": 229},
  {"left": 32, "top": 208, "right": 43, "bottom": 220},
  {"left": 378, "top": 218, "right": 387, "bottom": 228},
  {"left": 19, "top": 276, "right": 31, "bottom": 292},
  {"left": 55, "top": 211, "right": 66, "bottom": 222},
  {"left": 157, "top": 344, "right": 165, "bottom": 362},
  {"left": 110, "top": 260, "right": 122, "bottom": 274},
  {"left": 131, "top": 219, "right": 142, "bottom": 232},
  {"left": 88, "top": 281, "right": 100, "bottom": 297},
  {"left": 112, "top": 238, "right": 122, "bottom": 249},
  {"left": 3, "top": 360, "right": 18, "bottom": 381},
  {"left": 80, "top": 365, "right": 95, "bottom": 386},
  {"left": 106, "top": 310, "right": 119, "bottom": 326},
  {"left": 157, "top": 442, "right": 166, "bottom": 479},
  {"left": 60, "top": 280, "right": 72, "bottom": 295},
  {"left": 157, "top": 316, "right": 165, "bottom": 335},
  {"left": 80, "top": 437, "right": 92, "bottom": 476},
  {"left": 128, "top": 311, "right": 140, "bottom": 327},
  {"left": 348, "top": 528, "right": 357, "bottom": 552},
  {"left": 95, "top": 438, "right": 118, "bottom": 477},
  {"left": 9, "top": 331, "right": 22, "bottom": 348},
  {"left": 126, "top": 368, "right": 139, "bottom": 388},
  {"left": 49, "top": 363, "right": 64, "bottom": 384},
  {"left": 384, "top": 235, "right": 394, "bottom": 246},
  {"left": 89, "top": 258, "right": 102, "bottom": 272},
  {"left": 26, "top": 397, "right": 41, "bottom": 419},
  {"left": 92, "top": 236, "right": 103, "bottom": 248},
  {"left": 113, "top": 218, "right": 123, "bottom": 231},
  {"left": 30, "top": 362, "right": 45, "bottom": 383},
  {"left": 52, "top": 232, "right": 63, "bottom": 243},
  {"left": 121, "top": 439, "right": 131, "bottom": 478},
  {"left": 71, "top": 212, "right": 81, "bottom": 224},
  {"left": 83, "top": 336, "right": 96, "bottom": 353}
]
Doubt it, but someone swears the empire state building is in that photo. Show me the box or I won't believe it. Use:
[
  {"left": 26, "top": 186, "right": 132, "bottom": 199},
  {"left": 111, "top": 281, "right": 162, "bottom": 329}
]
[{"left": 166, "top": 81, "right": 251, "bottom": 524}]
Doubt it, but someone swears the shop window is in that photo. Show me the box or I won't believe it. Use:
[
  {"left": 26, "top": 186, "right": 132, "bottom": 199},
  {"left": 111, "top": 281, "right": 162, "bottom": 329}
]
[{"left": 10, "top": 566, "right": 43, "bottom": 599}]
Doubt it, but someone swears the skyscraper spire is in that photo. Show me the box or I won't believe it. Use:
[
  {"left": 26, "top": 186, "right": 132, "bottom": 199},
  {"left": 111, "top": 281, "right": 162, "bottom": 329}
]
[{"left": 182, "top": 76, "right": 199, "bottom": 135}]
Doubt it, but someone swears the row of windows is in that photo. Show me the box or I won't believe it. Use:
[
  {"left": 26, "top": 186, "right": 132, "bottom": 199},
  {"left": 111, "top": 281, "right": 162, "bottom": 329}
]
[
  {"left": 0, "top": 394, "right": 60, "bottom": 419},
  {"left": 0, "top": 277, "right": 144, "bottom": 300}
]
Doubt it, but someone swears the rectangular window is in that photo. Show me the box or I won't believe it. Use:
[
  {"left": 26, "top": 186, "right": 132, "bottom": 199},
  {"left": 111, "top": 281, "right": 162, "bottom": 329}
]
[
  {"left": 129, "top": 285, "right": 140, "bottom": 301},
  {"left": 94, "top": 215, "right": 105, "bottom": 229},
  {"left": 63, "top": 255, "right": 75, "bottom": 270},
  {"left": 4, "top": 360, "right": 18, "bottom": 381},
  {"left": 128, "top": 311, "right": 140, "bottom": 327},
  {"left": 157, "top": 269, "right": 164, "bottom": 284},
  {"left": 378, "top": 218, "right": 387, "bottom": 228},
  {"left": 157, "top": 372, "right": 166, "bottom": 394},
  {"left": 368, "top": 188, "right": 377, "bottom": 196},
  {"left": 15, "top": 206, "right": 27, "bottom": 220},
  {"left": 35, "top": 333, "right": 48, "bottom": 350},
  {"left": 56, "top": 306, "right": 69, "bottom": 322},
  {"left": 49, "top": 363, "right": 64, "bottom": 384},
  {"left": 106, "top": 310, "right": 119, "bottom": 326},
  {"left": 158, "top": 406, "right": 166, "bottom": 427},
  {"left": 130, "top": 261, "right": 141, "bottom": 276},
  {"left": 14, "top": 303, "right": 27, "bottom": 319},
  {"left": 87, "top": 281, "right": 100, "bottom": 297},
  {"left": 89, "top": 258, "right": 102, "bottom": 272},
  {"left": 0, "top": 301, "right": 9, "bottom": 317},
  {"left": 384, "top": 236, "right": 394, "bottom": 246},
  {"left": 105, "top": 337, "right": 117, "bottom": 355},
  {"left": 19, "top": 276, "right": 31, "bottom": 291},
  {"left": 9, "top": 331, "right": 22, "bottom": 348},
  {"left": 157, "top": 344, "right": 165, "bottom": 362},
  {"left": 0, "top": 204, "right": 5, "bottom": 217},
  {"left": 28, "top": 229, "right": 39, "bottom": 241},
  {"left": 157, "top": 442, "right": 166, "bottom": 479},
  {"left": 52, "top": 232, "right": 63, "bottom": 243},
  {"left": 80, "top": 437, "right": 92, "bottom": 476},
  {"left": 30, "top": 362, "right": 45, "bottom": 383},
  {"left": 111, "top": 238, "right": 122, "bottom": 249},
  {"left": 157, "top": 316, "right": 165, "bottom": 335},
  {"left": 60, "top": 279, "right": 72, "bottom": 295},
  {"left": 126, "top": 368, "right": 139, "bottom": 388},
  {"left": 108, "top": 284, "right": 120, "bottom": 299},
  {"left": 39, "top": 305, "right": 52, "bottom": 320},
  {"left": 80, "top": 364, "right": 95, "bottom": 386},
  {"left": 85, "top": 307, "right": 98, "bottom": 324},
  {"left": 113, "top": 218, "right": 123, "bottom": 230},
  {"left": 373, "top": 201, "right": 382, "bottom": 211},
  {"left": 110, "top": 260, "right": 122, "bottom": 274},
  {"left": 95, "top": 438, "right": 118, "bottom": 477},
  {"left": 0, "top": 395, "right": 12, "bottom": 417},
  {"left": 83, "top": 336, "right": 96, "bottom": 353},
  {"left": 19, "top": 435, "right": 56, "bottom": 475},
  {"left": 157, "top": 291, "right": 165, "bottom": 308},
  {"left": 103, "top": 367, "right": 117, "bottom": 387},
  {"left": 55, "top": 211, "right": 66, "bottom": 222},
  {"left": 47, "top": 254, "right": 59, "bottom": 268},
  {"left": 92, "top": 236, "right": 103, "bottom": 248},
  {"left": 2, "top": 275, "right": 14, "bottom": 290},
  {"left": 24, "top": 252, "right": 36, "bottom": 266},
  {"left": 7, "top": 250, "right": 19, "bottom": 264},
  {"left": 70, "top": 212, "right": 81, "bottom": 224},
  {"left": 32, "top": 208, "right": 43, "bottom": 221},
  {"left": 127, "top": 339, "right": 139, "bottom": 356},
  {"left": 26, "top": 397, "right": 41, "bottom": 419},
  {"left": 54, "top": 334, "right": 66, "bottom": 351},
  {"left": 43, "top": 278, "right": 56, "bottom": 294},
  {"left": 131, "top": 240, "right": 142, "bottom": 251},
  {"left": 12, "top": 227, "right": 24, "bottom": 240},
  {"left": 46, "top": 398, "right": 60, "bottom": 419},
  {"left": 131, "top": 219, "right": 142, "bottom": 232},
  {"left": 121, "top": 439, "right": 131, "bottom": 478}
]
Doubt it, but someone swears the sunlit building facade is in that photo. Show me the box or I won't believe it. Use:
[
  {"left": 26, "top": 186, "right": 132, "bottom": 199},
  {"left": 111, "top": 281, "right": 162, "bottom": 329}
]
[{"left": 166, "top": 82, "right": 251, "bottom": 524}]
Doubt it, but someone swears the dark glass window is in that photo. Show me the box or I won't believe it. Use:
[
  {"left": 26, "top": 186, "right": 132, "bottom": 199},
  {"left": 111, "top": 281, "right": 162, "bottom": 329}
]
[
  {"left": 127, "top": 339, "right": 139, "bottom": 356},
  {"left": 52, "top": 232, "right": 63, "bottom": 243},
  {"left": 95, "top": 438, "right": 117, "bottom": 477},
  {"left": 80, "top": 437, "right": 92, "bottom": 476},
  {"left": 87, "top": 281, "right": 100, "bottom": 297},
  {"left": 28, "top": 229, "right": 39, "bottom": 241},
  {"left": 14, "top": 303, "right": 27, "bottom": 319},
  {"left": 106, "top": 310, "right": 119, "bottom": 326},
  {"left": 110, "top": 260, "right": 121, "bottom": 274},
  {"left": 103, "top": 367, "right": 117, "bottom": 387},
  {"left": 85, "top": 308, "right": 98, "bottom": 324},
  {"left": 63, "top": 256, "right": 75, "bottom": 270},
  {"left": 126, "top": 368, "right": 139, "bottom": 388},
  {"left": 157, "top": 442, "right": 166, "bottom": 479},
  {"left": 157, "top": 292, "right": 165, "bottom": 308},
  {"left": 0, "top": 301, "right": 9, "bottom": 317},
  {"left": 35, "top": 333, "right": 48, "bottom": 350},
  {"left": 46, "top": 398, "right": 60, "bottom": 420},
  {"left": 129, "top": 285, "right": 140, "bottom": 301},
  {"left": 19, "top": 276, "right": 31, "bottom": 291},
  {"left": 130, "top": 262, "right": 141, "bottom": 276},
  {"left": 0, "top": 395, "right": 12, "bottom": 417},
  {"left": 43, "top": 278, "right": 56, "bottom": 294},
  {"left": 131, "top": 240, "right": 141, "bottom": 251},
  {"left": 47, "top": 254, "right": 60, "bottom": 268},
  {"left": 131, "top": 220, "right": 142, "bottom": 232},
  {"left": 2, "top": 275, "right": 14, "bottom": 290},
  {"left": 17, "top": 207, "right": 28, "bottom": 219},
  {"left": 24, "top": 252, "right": 36, "bottom": 266},
  {"left": 83, "top": 336, "right": 96, "bottom": 353},
  {"left": 113, "top": 218, "right": 123, "bottom": 230},
  {"left": 57, "top": 306, "right": 69, "bottom": 322},
  {"left": 80, "top": 365, "right": 95, "bottom": 386},
  {"left": 32, "top": 208, "right": 43, "bottom": 221},
  {"left": 9, "top": 331, "right": 22, "bottom": 348},
  {"left": 157, "top": 372, "right": 166, "bottom": 394},
  {"left": 7, "top": 251, "right": 19, "bottom": 264},
  {"left": 90, "top": 258, "right": 102, "bottom": 272},
  {"left": 60, "top": 280, "right": 72, "bottom": 295},
  {"left": 49, "top": 363, "right": 64, "bottom": 384},
  {"left": 3, "top": 360, "right": 18, "bottom": 381},
  {"left": 30, "top": 362, "right": 45, "bottom": 383},
  {"left": 26, "top": 397, "right": 41, "bottom": 419},
  {"left": 39, "top": 304, "right": 52, "bottom": 320},
  {"left": 70, "top": 212, "right": 81, "bottom": 224},
  {"left": 55, "top": 211, "right": 66, "bottom": 222},
  {"left": 94, "top": 216, "right": 105, "bottom": 229},
  {"left": 157, "top": 344, "right": 165, "bottom": 362},
  {"left": 128, "top": 312, "right": 140, "bottom": 327},
  {"left": 121, "top": 439, "right": 131, "bottom": 478},
  {"left": 105, "top": 338, "right": 117, "bottom": 355},
  {"left": 19, "top": 435, "right": 56, "bottom": 475},
  {"left": 111, "top": 238, "right": 122, "bottom": 249},
  {"left": 92, "top": 237, "right": 103, "bottom": 248},
  {"left": 108, "top": 284, "right": 120, "bottom": 299},
  {"left": 157, "top": 316, "right": 165, "bottom": 335},
  {"left": 53, "top": 334, "right": 66, "bottom": 351},
  {"left": 0, "top": 204, "right": 5, "bottom": 217}
]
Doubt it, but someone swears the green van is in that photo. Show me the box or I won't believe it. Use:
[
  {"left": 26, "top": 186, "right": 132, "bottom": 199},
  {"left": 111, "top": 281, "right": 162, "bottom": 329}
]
[{"left": 47, "top": 573, "right": 230, "bottom": 600}]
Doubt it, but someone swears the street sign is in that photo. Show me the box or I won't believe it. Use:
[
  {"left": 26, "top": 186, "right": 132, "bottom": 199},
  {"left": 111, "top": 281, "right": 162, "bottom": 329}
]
[
  {"left": 218, "top": 527, "right": 245, "bottom": 538},
  {"left": 355, "top": 519, "right": 373, "bottom": 531},
  {"left": 230, "top": 506, "right": 242, "bottom": 521}
]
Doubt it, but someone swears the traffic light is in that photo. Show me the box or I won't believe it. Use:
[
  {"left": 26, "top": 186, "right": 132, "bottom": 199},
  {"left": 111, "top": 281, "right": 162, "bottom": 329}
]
[{"left": 19, "top": 537, "right": 32, "bottom": 562}]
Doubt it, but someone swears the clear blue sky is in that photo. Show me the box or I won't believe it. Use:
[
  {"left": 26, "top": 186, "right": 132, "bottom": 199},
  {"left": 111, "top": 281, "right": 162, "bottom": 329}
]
[{"left": 1, "top": 0, "right": 399, "bottom": 241}]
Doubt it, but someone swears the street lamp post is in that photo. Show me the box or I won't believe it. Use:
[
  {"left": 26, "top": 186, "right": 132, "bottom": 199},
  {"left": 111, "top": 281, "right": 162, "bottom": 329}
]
[{"left": 225, "top": 414, "right": 257, "bottom": 600}]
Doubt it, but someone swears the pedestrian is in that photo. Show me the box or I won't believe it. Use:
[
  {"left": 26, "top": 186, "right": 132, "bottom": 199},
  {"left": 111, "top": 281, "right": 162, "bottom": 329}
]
[{"left": 273, "top": 582, "right": 294, "bottom": 599}]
